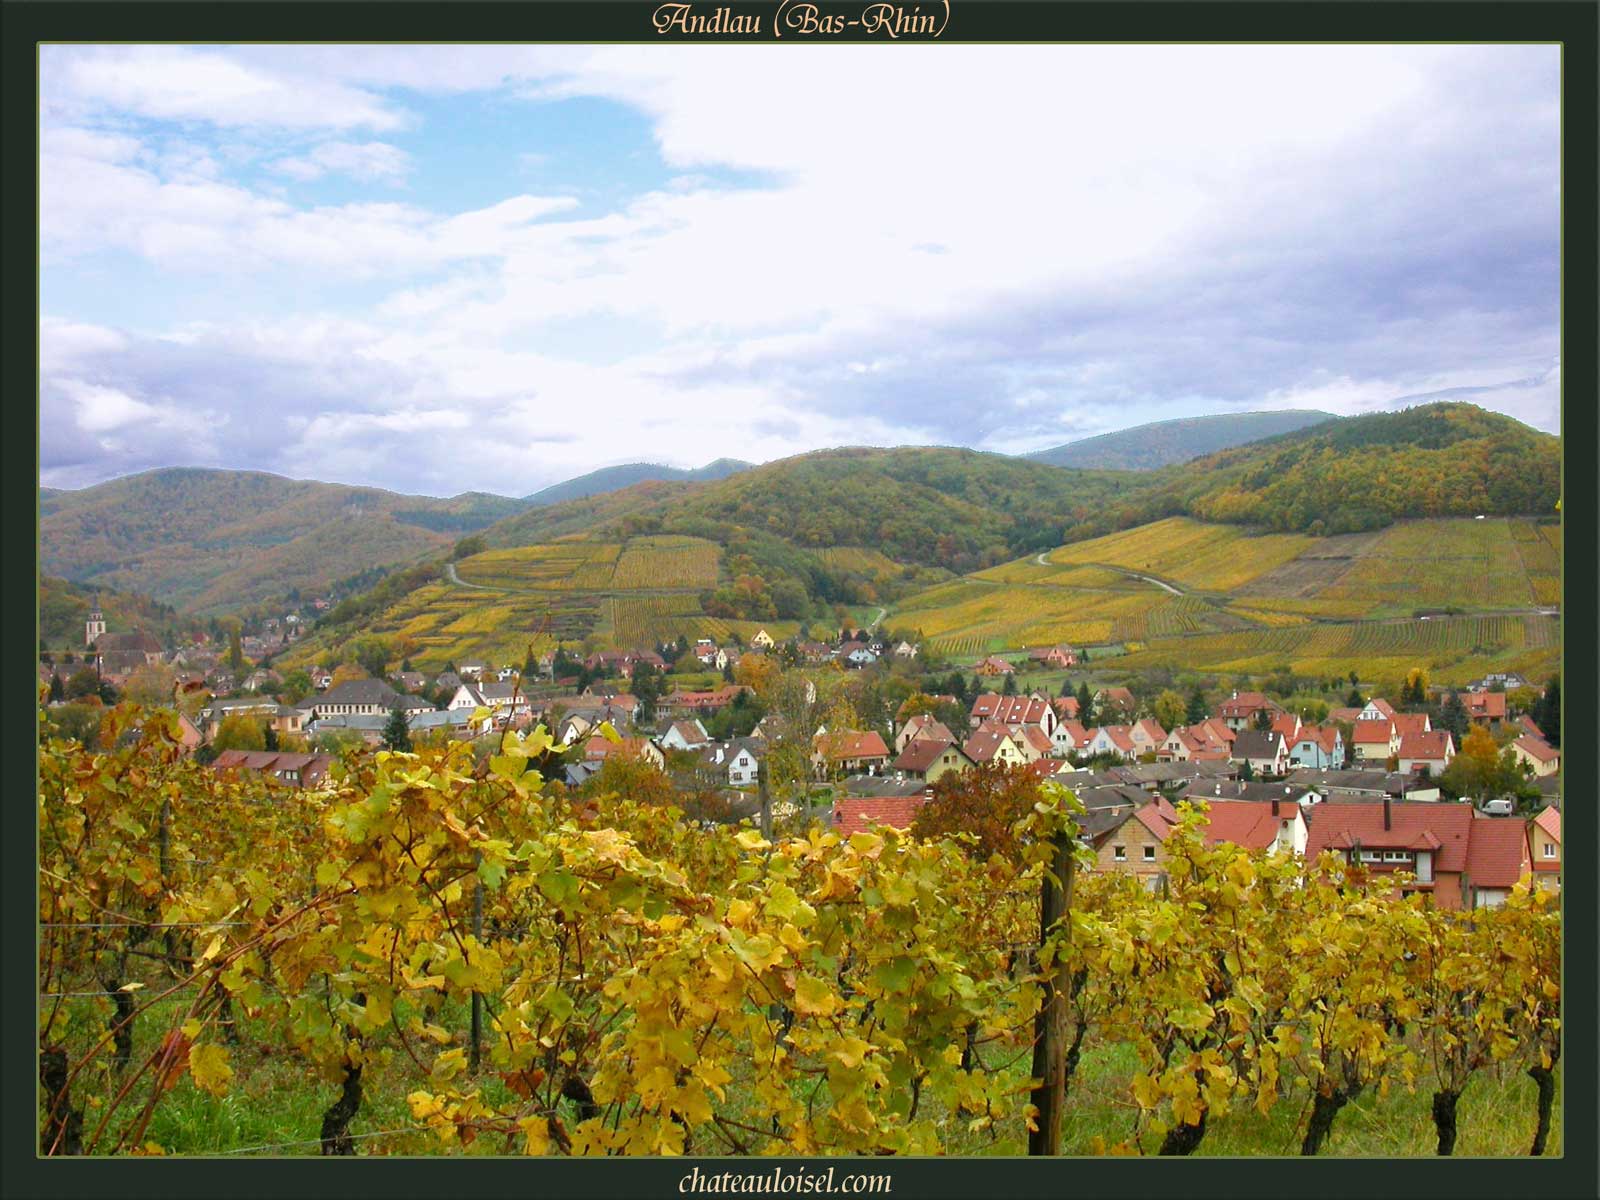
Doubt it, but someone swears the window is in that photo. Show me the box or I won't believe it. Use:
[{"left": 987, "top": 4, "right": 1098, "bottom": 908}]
[
  {"left": 1382, "top": 850, "right": 1411, "bottom": 864},
  {"left": 1113, "top": 845, "right": 1127, "bottom": 862},
  {"left": 1143, "top": 845, "right": 1156, "bottom": 862},
  {"left": 1543, "top": 844, "right": 1557, "bottom": 859}
]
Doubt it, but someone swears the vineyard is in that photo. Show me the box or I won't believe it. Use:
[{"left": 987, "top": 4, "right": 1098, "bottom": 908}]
[
  {"left": 38, "top": 709, "right": 1561, "bottom": 1159},
  {"left": 1047, "top": 519, "right": 1315, "bottom": 593},
  {"left": 1115, "top": 613, "right": 1561, "bottom": 684},
  {"left": 611, "top": 536, "right": 722, "bottom": 591},
  {"left": 453, "top": 542, "right": 622, "bottom": 591}
]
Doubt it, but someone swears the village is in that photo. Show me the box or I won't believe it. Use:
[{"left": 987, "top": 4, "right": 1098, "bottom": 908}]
[{"left": 41, "top": 597, "right": 1562, "bottom": 914}]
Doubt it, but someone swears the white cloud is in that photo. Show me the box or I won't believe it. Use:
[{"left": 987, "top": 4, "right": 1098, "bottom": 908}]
[
  {"left": 272, "top": 140, "right": 413, "bottom": 184},
  {"left": 39, "top": 45, "right": 1560, "bottom": 496}
]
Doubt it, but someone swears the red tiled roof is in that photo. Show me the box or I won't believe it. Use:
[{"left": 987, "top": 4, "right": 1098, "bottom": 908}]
[
  {"left": 819, "top": 730, "right": 890, "bottom": 761},
  {"left": 1052, "top": 696, "right": 1080, "bottom": 719},
  {"left": 1134, "top": 802, "right": 1175, "bottom": 839},
  {"left": 1392, "top": 713, "right": 1430, "bottom": 738},
  {"left": 1055, "top": 720, "right": 1090, "bottom": 747},
  {"left": 1518, "top": 714, "right": 1544, "bottom": 739},
  {"left": 963, "top": 727, "right": 1017, "bottom": 763},
  {"left": 1218, "top": 691, "right": 1278, "bottom": 717},
  {"left": 1533, "top": 806, "right": 1561, "bottom": 844},
  {"left": 1514, "top": 736, "right": 1559, "bottom": 764},
  {"left": 1466, "top": 817, "right": 1532, "bottom": 888},
  {"left": 1399, "top": 731, "right": 1454, "bottom": 761},
  {"left": 1097, "top": 687, "right": 1136, "bottom": 711},
  {"left": 1270, "top": 713, "right": 1301, "bottom": 740},
  {"left": 1328, "top": 707, "right": 1364, "bottom": 725},
  {"left": 1353, "top": 719, "right": 1394, "bottom": 744},
  {"left": 1020, "top": 726, "right": 1055, "bottom": 754},
  {"left": 1465, "top": 692, "right": 1508, "bottom": 720},
  {"left": 969, "top": 693, "right": 1053, "bottom": 727},
  {"left": 1368, "top": 699, "right": 1396, "bottom": 718},
  {"left": 1305, "top": 803, "right": 1474, "bottom": 873},
  {"left": 893, "top": 738, "right": 965, "bottom": 774},
  {"left": 833, "top": 796, "right": 926, "bottom": 837},
  {"left": 1135, "top": 719, "right": 1168, "bottom": 743},
  {"left": 1097, "top": 725, "right": 1136, "bottom": 752},
  {"left": 1190, "top": 799, "right": 1294, "bottom": 851}
]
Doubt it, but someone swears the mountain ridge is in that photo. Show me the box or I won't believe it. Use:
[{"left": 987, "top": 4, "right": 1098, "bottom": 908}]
[{"left": 1026, "top": 409, "right": 1337, "bottom": 470}]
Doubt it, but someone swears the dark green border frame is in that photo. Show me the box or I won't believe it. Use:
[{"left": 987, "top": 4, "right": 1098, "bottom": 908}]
[{"left": 4, "top": 3, "right": 1595, "bottom": 1198}]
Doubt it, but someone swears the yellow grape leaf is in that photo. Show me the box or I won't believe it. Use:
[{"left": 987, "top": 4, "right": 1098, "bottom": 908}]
[
  {"left": 791, "top": 973, "right": 840, "bottom": 1017},
  {"left": 198, "top": 934, "right": 226, "bottom": 965},
  {"left": 519, "top": 1116, "right": 551, "bottom": 1156},
  {"left": 189, "top": 1044, "right": 233, "bottom": 1096}
]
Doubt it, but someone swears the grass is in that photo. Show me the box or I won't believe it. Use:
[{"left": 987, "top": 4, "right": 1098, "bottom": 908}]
[{"left": 52, "top": 989, "right": 1561, "bottom": 1157}]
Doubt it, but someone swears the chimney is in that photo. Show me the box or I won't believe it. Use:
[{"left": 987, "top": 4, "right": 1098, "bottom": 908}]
[
  {"left": 1272, "top": 799, "right": 1279, "bottom": 816},
  {"left": 1383, "top": 793, "right": 1392, "bottom": 831}
]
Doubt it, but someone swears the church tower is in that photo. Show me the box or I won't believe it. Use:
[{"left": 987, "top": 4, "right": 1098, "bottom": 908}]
[{"left": 86, "top": 600, "right": 106, "bottom": 649}]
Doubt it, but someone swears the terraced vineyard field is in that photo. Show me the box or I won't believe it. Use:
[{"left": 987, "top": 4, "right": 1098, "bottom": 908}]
[
  {"left": 1310, "top": 519, "right": 1541, "bottom": 615},
  {"left": 1114, "top": 613, "right": 1560, "bottom": 686},
  {"left": 611, "top": 535, "right": 721, "bottom": 590},
  {"left": 454, "top": 541, "right": 621, "bottom": 590},
  {"left": 606, "top": 594, "right": 730, "bottom": 647},
  {"left": 1047, "top": 518, "right": 1315, "bottom": 592},
  {"left": 1511, "top": 519, "right": 1562, "bottom": 606}
]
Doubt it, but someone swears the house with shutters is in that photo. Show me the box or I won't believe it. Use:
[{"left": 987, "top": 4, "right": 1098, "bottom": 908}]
[
  {"left": 968, "top": 692, "right": 1059, "bottom": 739},
  {"left": 1217, "top": 691, "right": 1284, "bottom": 732},
  {"left": 891, "top": 738, "right": 975, "bottom": 784},
  {"left": 660, "top": 720, "right": 712, "bottom": 752},
  {"left": 812, "top": 730, "right": 891, "bottom": 778},
  {"left": 1230, "top": 729, "right": 1288, "bottom": 777},
  {"left": 895, "top": 714, "right": 958, "bottom": 755},
  {"left": 1289, "top": 724, "right": 1344, "bottom": 769},
  {"left": 1351, "top": 719, "right": 1400, "bottom": 764},
  {"left": 962, "top": 724, "right": 1027, "bottom": 768},
  {"left": 1463, "top": 691, "right": 1508, "bottom": 726},
  {"left": 1052, "top": 719, "right": 1092, "bottom": 758},
  {"left": 1397, "top": 730, "right": 1455, "bottom": 776},
  {"left": 1528, "top": 806, "right": 1560, "bottom": 891},
  {"left": 698, "top": 739, "right": 763, "bottom": 787},
  {"left": 1303, "top": 799, "right": 1531, "bottom": 909},
  {"left": 299, "top": 679, "right": 433, "bottom": 722},
  {"left": 1511, "top": 736, "right": 1560, "bottom": 777},
  {"left": 1084, "top": 725, "right": 1139, "bottom": 763}
]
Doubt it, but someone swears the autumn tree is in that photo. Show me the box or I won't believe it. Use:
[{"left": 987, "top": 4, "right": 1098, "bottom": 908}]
[
  {"left": 1401, "top": 668, "right": 1429, "bottom": 708},
  {"left": 212, "top": 714, "right": 267, "bottom": 753},
  {"left": 123, "top": 664, "right": 177, "bottom": 708},
  {"left": 1152, "top": 690, "right": 1186, "bottom": 731},
  {"left": 910, "top": 762, "right": 1043, "bottom": 860},
  {"left": 66, "top": 667, "right": 101, "bottom": 700}
]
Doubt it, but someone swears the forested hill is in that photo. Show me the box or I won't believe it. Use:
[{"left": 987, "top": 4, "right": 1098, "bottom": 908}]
[
  {"left": 39, "top": 468, "right": 529, "bottom": 614},
  {"left": 1026, "top": 409, "right": 1336, "bottom": 470},
  {"left": 486, "top": 447, "right": 1149, "bottom": 576},
  {"left": 38, "top": 575, "right": 203, "bottom": 651},
  {"left": 1076, "top": 402, "right": 1560, "bottom": 540},
  {"left": 522, "top": 458, "right": 753, "bottom": 505}
]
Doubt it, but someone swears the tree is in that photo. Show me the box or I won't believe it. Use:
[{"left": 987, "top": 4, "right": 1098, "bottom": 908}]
[
  {"left": 1001, "top": 672, "right": 1018, "bottom": 696},
  {"left": 48, "top": 703, "right": 103, "bottom": 749},
  {"left": 632, "top": 662, "right": 664, "bottom": 725},
  {"left": 1076, "top": 682, "right": 1095, "bottom": 727},
  {"left": 331, "top": 663, "right": 369, "bottom": 688},
  {"left": 1345, "top": 687, "right": 1365, "bottom": 708},
  {"left": 123, "top": 664, "right": 177, "bottom": 708},
  {"left": 47, "top": 673, "right": 65, "bottom": 703},
  {"left": 1252, "top": 707, "right": 1275, "bottom": 732},
  {"left": 1438, "top": 691, "right": 1469, "bottom": 742},
  {"left": 1401, "top": 668, "right": 1429, "bottom": 708},
  {"left": 451, "top": 535, "right": 487, "bottom": 560},
  {"left": 264, "top": 725, "right": 280, "bottom": 752},
  {"left": 65, "top": 667, "right": 101, "bottom": 701},
  {"left": 382, "top": 705, "right": 412, "bottom": 752},
  {"left": 1239, "top": 760, "right": 1256, "bottom": 782},
  {"left": 1185, "top": 686, "right": 1208, "bottom": 725},
  {"left": 213, "top": 714, "right": 267, "bottom": 753},
  {"left": 910, "top": 762, "right": 1042, "bottom": 860},
  {"left": 1152, "top": 690, "right": 1186, "bottom": 732},
  {"left": 1532, "top": 676, "right": 1560, "bottom": 748},
  {"left": 281, "top": 669, "right": 313, "bottom": 704},
  {"left": 349, "top": 636, "right": 393, "bottom": 680},
  {"left": 226, "top": 624, "right": 245, "bottom": 676}
]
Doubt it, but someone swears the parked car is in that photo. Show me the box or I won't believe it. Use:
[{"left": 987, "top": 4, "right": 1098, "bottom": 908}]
[{"left": 1480, "top": 797, "right": 1515, "bottom": 816}]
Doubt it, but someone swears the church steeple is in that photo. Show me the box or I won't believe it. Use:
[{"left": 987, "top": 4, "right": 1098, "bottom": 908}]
[{"left": 86, "top": 598, "right": 106, "bottom": 649}]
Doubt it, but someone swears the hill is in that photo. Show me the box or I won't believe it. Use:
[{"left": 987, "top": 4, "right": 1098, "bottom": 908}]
[
  {"left": 1079, "top": 402, "right": 1559, "bottom": 539},
  {"left": 282, "top": 448, "right": 1152, "bottom": 668},
  {"left": 38, "top": 575, "right": 203, "bottom": 653},
  {"left": 1026, "top": 409, "right": 1336, "bottom": 470},
  {"left": 890, "top": 513, "right": 1561, "bottom": 690},
  {"left": 523, "top": 458, "right": 753, "bottom": 505},
  {"left": 38, "top": 468, "right": 530, "bottom": 615}
]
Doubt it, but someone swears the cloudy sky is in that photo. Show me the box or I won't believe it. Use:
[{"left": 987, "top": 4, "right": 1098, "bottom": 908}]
[{"left": 41, "top": 44, "right": 1560, "bottom": 498}]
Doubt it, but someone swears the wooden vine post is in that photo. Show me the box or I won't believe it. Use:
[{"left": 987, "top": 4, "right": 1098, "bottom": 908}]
[
  {"left": 470, "top": 850, "right": 485, "bottom": 1073},
  {"left": 1027, "top": 826, "right": 1076, "bottom": 1156}
]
